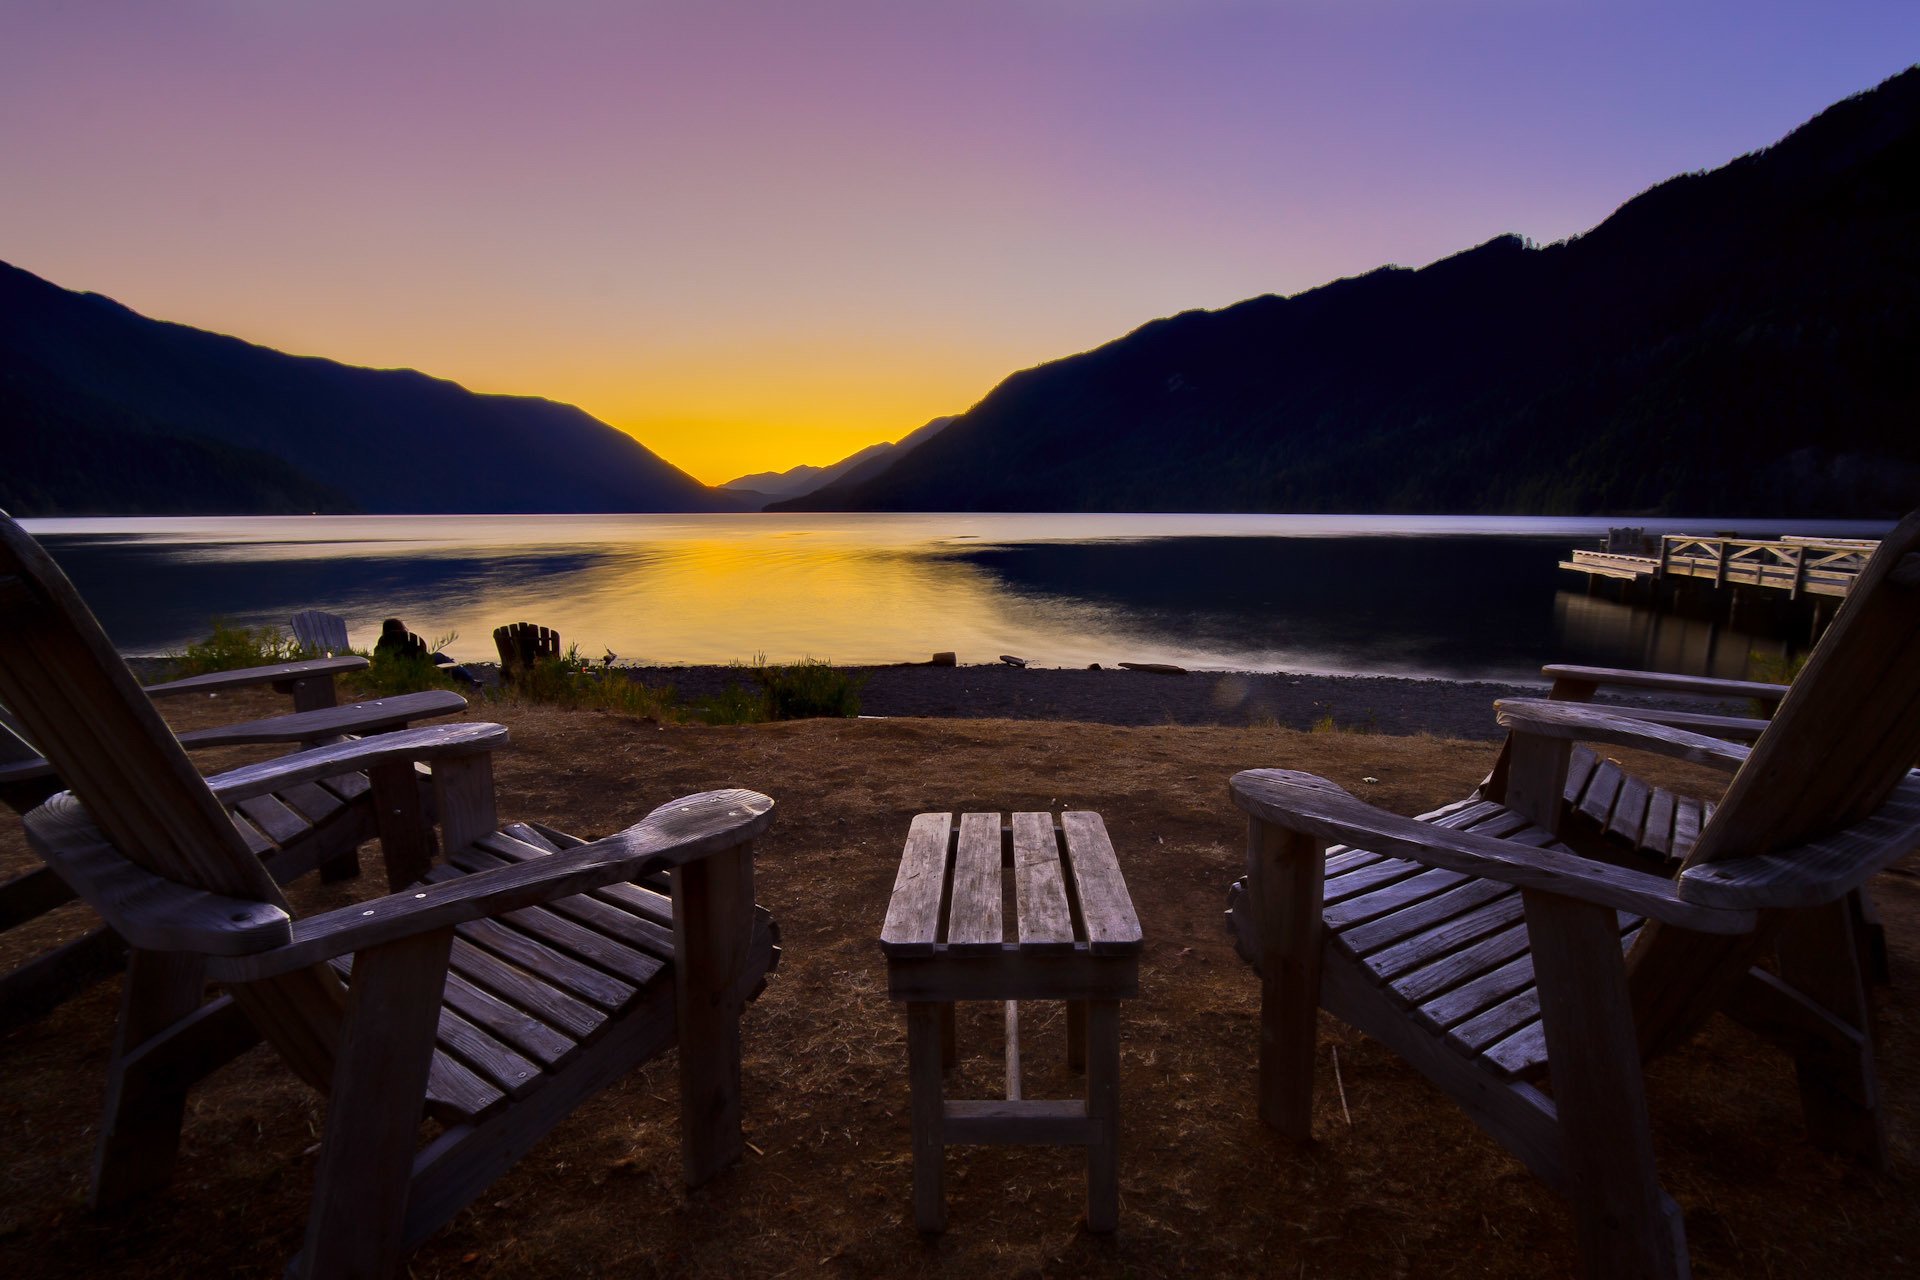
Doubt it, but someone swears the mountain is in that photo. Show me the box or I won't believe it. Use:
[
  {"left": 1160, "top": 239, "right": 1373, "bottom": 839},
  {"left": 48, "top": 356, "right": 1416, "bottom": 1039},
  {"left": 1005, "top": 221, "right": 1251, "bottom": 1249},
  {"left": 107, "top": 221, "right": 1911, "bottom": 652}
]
[
  {"left": 721, "top": 416, "right": 953, "bottom": 506},
  {"left": 777, "top": 69, "right": 1920, "bottom": 518},
  {"left": 0, "top": 261, "right": 744, "bottom": 515}
]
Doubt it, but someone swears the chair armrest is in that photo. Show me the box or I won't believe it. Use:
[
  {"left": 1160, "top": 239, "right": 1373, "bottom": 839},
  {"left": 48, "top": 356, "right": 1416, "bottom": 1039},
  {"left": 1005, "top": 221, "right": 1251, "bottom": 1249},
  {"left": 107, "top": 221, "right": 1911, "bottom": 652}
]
[
  {"left": 0, "top": 755, "right": 55, "bottom": 787},
  {"left": 1679, "top": 771, "right": 1920, "bottom": 910},
  {"left": 205, "top": 722, "right": 509, "bottom": 804},
  {"left": 1573, "top": 705, "right": 1772, "bottom": 742},
  {"left": 142, "top": 656, "right": 368, "bottom": 698},
  {"left": 208, "top": 788, "right": 775, "bottom": 980},
  {"left": 1230, "top": 768, "right": 1754, "bottom": 933},
  {"left": 175, "top": 690, "right": 469, "bottom": 748},
  {"left": 1495, "top": 698, "right": 1752, "bottom": 772},
  {"left": 1543, "top": 663, "right": 1788, "bottom": 708},
  {"left": 21, "top": 794, "right": 294, "bottom": 955}
]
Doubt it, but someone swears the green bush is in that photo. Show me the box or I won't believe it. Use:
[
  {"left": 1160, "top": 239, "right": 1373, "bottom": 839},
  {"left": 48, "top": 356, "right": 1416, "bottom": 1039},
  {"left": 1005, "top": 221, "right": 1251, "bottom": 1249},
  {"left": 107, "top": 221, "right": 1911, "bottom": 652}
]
[
  {"left": 692, "top": 683, "right": 768, "bottom": 725},
  {"left": 169, "top": 621, "right": 305, "bottom": 677},
  {"left": 503, "top": 643, "right": 678, "bottom": 719},
  {"left": 758, "top": 657, "right": 864, "bottom": 720}
]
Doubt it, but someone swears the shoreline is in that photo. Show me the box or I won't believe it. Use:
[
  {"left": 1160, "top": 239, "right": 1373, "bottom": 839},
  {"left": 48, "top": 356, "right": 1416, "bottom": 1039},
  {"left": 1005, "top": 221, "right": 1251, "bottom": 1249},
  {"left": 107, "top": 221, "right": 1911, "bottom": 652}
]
[
  {"left": 127, "top": 657, "right": 1744, "bottom": 742},
  {"left": 605, "top": 661, "right": 1740, "bottom": 741}
]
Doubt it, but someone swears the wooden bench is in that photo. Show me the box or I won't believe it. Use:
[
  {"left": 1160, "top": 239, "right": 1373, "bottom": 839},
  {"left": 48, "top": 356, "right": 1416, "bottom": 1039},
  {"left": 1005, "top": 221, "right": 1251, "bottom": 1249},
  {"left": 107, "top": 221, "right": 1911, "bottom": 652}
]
[{"left": 880, "top": 810, "right": 1142, "bottom": 1233}]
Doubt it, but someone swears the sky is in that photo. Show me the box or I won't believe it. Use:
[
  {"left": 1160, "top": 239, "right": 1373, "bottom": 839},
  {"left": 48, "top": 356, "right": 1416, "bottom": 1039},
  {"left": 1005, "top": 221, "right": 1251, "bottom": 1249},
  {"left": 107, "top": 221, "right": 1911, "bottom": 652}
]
[{"left": 2, "top": 3, "right": 1916, "bottom": 485}]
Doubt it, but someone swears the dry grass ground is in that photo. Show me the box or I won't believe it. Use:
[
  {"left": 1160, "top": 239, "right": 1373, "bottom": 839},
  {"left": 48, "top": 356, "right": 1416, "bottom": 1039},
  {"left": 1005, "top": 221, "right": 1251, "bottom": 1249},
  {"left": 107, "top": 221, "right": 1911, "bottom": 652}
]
[{"left": 0, "top": 689, "right": 1915, "bottom": 1278}]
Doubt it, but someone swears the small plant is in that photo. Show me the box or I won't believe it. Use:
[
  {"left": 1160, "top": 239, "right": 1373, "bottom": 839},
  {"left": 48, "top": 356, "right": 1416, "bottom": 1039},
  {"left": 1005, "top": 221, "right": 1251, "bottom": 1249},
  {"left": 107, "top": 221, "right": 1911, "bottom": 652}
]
[
  {"left": 501, "top": 642, "right": 679, "bottom": 719},
  {"left": 758, "top": 656, "right": 864, "bottom": 720},
  {"left": 1745, "top": 647, "right": 1811, "bottom": 716},
  {"left": 693, "top": 683, "right": 768, "bottom": 725},
  {"left": 169, "top": 621, "right": 305, "bottom": 677},
  {"left": 354, "top": 647, "right": 456, "bottom": 696}
]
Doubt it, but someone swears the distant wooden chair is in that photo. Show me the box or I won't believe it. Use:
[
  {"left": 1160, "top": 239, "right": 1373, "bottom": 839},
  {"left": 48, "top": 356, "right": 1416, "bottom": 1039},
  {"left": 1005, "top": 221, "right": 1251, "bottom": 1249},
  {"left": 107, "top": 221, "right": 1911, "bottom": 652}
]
[
  {"left": 1226, "top": 510, "right": 1920, "bottom": 1278},
  {"left": 290, "top": 609, "right": 353, "bottom": 657},
  {"left": 493, "top": 621, "right": 561, "bottom": 682},
  {"left": 0, "top": 510, "right": 780, "bottom": 1279},
  {"left": 1, "top": 654, "right": 468, "bottom": 1030}
]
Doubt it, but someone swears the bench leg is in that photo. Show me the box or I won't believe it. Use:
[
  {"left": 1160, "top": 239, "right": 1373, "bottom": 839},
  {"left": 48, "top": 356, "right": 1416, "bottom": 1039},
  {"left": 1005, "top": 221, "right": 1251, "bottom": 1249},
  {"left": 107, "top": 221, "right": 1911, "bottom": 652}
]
[
  {"left": 1084, "top": 999, "right": 1121, "bottom": 1233},
  {"left": 1067, "top": 1000, "right": 1087, "bottom": 1071},
  {"left": 908, "top": 1001, "right": 947, "bottom": 1232}
]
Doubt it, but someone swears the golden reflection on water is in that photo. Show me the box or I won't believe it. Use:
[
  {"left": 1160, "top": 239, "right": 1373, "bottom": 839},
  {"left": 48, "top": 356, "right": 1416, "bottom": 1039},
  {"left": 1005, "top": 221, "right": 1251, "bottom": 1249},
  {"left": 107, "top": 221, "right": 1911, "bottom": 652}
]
[{"left": 24, "top": 513, "right": 1871, "bottom": 677}]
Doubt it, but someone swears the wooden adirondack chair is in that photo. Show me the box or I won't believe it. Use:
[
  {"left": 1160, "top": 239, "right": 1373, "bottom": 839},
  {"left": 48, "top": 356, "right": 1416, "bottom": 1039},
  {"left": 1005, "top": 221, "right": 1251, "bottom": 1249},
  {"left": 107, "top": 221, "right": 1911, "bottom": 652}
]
[
  {"left": 493, "top": 620, "right": 561, "bottom": 682},
  {"left": 1, "top": 652, "right": 468, "bottom": 1030},
  {"left": 290, "top": 608, "right": 353, "bottom": 656},
  {"left": 1226, "top": 510, "right": 1920, "bottom": 1278},
  {"left": 0, "top": 513, "right": 780, "bottom": 1279}
]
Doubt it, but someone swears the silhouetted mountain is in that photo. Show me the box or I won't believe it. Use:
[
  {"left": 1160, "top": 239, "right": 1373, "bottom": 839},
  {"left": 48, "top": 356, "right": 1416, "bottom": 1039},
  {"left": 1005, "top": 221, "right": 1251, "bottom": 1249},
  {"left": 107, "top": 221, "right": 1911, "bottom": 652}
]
[
  {"left": 0, "top": 261, "right": 744, "bottom": 515},
  {"left": 778, "top": 69, "right": 1920, "bottom": 518},
  {"left": 721, "top": 416, "right": 953, "bottom": 507}
]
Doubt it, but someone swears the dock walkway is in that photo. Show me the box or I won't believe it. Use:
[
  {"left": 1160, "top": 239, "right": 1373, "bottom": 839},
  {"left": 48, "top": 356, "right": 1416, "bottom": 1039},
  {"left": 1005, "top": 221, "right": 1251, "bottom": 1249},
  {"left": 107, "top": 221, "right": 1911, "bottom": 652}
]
[{"left": 1562, "top": 533, "right": 1877, "bottom": 600}]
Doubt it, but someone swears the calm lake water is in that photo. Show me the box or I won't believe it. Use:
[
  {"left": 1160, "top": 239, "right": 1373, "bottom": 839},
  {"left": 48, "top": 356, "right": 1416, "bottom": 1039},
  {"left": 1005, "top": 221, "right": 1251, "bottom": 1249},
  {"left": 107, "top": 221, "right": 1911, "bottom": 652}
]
[{"left": 19, "top": 513, "right": 1892, "bottom": 684}]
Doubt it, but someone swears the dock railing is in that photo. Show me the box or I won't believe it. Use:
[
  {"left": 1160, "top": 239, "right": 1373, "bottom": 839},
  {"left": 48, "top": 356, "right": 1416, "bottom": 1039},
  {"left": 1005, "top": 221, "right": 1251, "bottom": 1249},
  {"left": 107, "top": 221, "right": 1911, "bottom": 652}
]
[{"left": 1656, "top": 535, "right": 1874, "bottom": 599}]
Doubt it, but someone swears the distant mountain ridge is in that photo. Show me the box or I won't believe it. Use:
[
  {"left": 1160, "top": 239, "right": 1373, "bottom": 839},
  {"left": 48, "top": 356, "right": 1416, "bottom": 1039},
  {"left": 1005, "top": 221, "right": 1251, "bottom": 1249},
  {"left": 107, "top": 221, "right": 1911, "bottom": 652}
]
[
  {"left": 721, "top": 416, "right": 952, "bottom": 506},
  {"left": 777, "top": 68, "right": 1920, "bottom": 517},
  {"left": 0, "top": 262, "right": 744, "bottom": 515}
]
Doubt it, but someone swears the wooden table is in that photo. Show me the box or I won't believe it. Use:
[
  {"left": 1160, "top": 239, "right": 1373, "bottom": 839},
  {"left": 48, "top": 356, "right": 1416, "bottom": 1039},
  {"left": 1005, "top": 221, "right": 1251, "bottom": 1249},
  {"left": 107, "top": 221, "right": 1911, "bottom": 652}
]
[{"left": 880, "top": 810, "right": 1142, "bottom": 1233}]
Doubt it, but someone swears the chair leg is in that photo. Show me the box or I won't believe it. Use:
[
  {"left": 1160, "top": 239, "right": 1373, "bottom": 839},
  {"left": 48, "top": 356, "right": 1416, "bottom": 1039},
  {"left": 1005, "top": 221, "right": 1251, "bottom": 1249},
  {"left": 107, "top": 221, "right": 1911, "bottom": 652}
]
[
  {"left": 1524, "top": 890, "right": 1688, "bottom": 1280},
  {"left": 1777, "top": 897, "right": 1887, "bottom": 1169},
  {"left": 301, "top": 928, "right": 453, "bottom": 1280},
  {"left": 91, "top": 950, "right": 206, "bottom": 1209},
  {"left": 1248, "top": 817, "right": 1325, "bottom": 1138},
  {"left": 672, "top": 842, "right": 757, "bottom": 1188}
]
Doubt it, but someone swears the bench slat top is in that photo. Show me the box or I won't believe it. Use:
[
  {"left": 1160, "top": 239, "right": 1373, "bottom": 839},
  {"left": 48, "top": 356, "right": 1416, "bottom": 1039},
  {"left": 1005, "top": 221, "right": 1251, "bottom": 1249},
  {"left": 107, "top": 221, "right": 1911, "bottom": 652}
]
[{"left": 880, "top": 810, "right": 1141, "bottom": 958}]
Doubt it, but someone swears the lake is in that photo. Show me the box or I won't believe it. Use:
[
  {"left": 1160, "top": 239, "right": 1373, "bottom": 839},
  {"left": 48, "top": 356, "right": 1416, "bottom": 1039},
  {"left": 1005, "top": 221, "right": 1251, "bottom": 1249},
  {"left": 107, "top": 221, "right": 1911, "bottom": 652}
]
[{"left": 18, "top": 513, "right": 1891, "bottom": 684}]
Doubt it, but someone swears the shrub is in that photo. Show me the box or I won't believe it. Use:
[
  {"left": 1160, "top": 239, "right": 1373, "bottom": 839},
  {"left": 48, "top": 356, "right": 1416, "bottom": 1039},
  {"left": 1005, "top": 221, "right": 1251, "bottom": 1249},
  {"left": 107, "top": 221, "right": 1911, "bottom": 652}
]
[
  {"left": 759, "top": 657, "right": 864, "bottom": 720},
  {"left": 692, "top": 683, "right": 768, "bottom": 725},
  {"left": 169, "top": 621, "right": 305, "bottom": 677},
  {"left": 503, "top": 643, "right": 678, "bottom": 719}
]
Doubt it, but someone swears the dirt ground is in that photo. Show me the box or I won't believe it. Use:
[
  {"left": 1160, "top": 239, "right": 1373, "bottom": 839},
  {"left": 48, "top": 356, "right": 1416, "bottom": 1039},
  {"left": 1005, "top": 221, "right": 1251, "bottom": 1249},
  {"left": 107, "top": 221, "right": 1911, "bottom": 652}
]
[{"left": 0, "top": 689, "right": 1915, "bottom": 1279}]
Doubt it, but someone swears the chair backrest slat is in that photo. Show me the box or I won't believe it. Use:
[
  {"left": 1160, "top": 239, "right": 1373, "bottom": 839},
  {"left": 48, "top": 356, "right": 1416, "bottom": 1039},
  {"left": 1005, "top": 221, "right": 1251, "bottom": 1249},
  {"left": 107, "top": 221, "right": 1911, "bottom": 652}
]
[
  {"left": 1685, "top": 509, "right": 1920, "bottom": 869},
  {"left": 290, "top": 610, "right": 351, "bottom": 657},
  {"left": 1629, "top": 510, "right": 1920, "bottom": 1057},
  {"left": 0, "top": 513, "right": 345, "bottom": 1088},
  {"left": 0, "top": 522, "right": 284, "bottom": 904}
]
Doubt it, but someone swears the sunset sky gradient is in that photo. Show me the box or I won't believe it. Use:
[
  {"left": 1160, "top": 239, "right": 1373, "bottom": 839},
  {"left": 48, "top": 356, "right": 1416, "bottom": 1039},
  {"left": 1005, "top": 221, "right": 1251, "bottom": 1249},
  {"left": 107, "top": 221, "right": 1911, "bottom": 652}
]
[{"left": 4, "top": 1, "right": 1915, "bottom": 483}]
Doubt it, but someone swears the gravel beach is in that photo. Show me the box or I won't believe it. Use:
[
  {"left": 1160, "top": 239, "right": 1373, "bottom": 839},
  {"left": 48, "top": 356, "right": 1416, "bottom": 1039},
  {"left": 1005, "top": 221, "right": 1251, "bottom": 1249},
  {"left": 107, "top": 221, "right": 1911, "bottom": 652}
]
[{"left": 607, "top": 662, "right": 1741, "bottom": 741}]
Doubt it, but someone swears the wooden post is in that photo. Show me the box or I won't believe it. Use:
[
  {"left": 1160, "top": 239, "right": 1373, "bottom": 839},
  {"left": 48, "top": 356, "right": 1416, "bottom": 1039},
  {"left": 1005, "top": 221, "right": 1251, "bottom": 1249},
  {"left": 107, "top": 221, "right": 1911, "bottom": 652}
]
[
  {"left": 671, "top": 841, "right": 756, "bottom": 1188},
  {"left": 1524, "top": 890, "right": 1687, "bottom": 1280},
  {"left": 431, "top": 754, "right": 498, "bottom": 858},
  {"left": 302, "top": 928, "right": 453, "bottom": 1280},
  {"left": 369, "top": 758, "right": 436, "bottom": 890},
  {"left": 90, "top": 950, "right": 207, "bottom": 1209},
  {"left": 907, "top": 1001, "right": 947, "bottom": 1231},
  {"left": 1504, "top": 732, "right": 1571, "bottom": 832},
  {"left": 1084, "top": 999, "right": 1121, "bottom": 1233},
  {"left": 1249, "top": 816, "right": 1324, "bottom": 1138},
  {"left": 1776, "top": 898, "right": 1886, "bottom": 1168}
]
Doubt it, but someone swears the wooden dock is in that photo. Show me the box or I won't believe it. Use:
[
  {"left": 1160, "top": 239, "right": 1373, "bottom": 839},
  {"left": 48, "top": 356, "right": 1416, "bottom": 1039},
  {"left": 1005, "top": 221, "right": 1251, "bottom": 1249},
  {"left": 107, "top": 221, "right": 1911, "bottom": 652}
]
[{"left": 1562, "top": 533, "right": 1878, "bottom": 600}]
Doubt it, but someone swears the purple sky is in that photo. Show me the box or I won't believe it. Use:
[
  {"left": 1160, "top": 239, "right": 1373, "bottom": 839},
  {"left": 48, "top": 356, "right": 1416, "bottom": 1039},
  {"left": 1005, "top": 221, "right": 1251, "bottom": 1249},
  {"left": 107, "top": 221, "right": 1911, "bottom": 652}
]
[{"left": 3, "top": 2, "right": 1915, "bottom": 481}]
